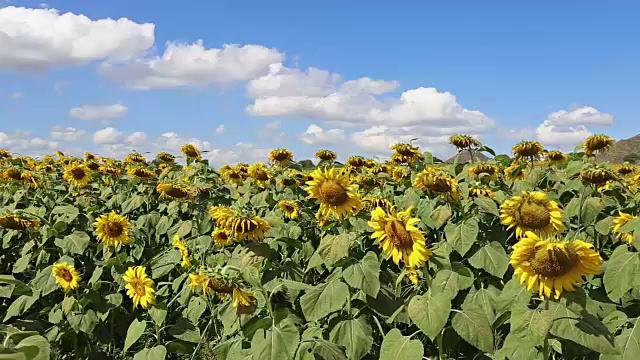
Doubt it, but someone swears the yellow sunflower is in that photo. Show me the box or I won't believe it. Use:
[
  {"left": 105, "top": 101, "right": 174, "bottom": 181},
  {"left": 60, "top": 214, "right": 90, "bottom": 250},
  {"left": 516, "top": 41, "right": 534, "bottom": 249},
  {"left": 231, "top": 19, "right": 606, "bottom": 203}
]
[
  {"left": 510, "top": 231, "right": 603, "bottom": 299},
  {"left": 500, "top": 191, "right": 564, "bottom": 238},
  {"left": 546, "top": 151, "right": 567, "bottom": 164},
  {"left": 468, "top": 163, "right": 499, "bottom": 182},
  {"left": 212, "top": 228, "right": 234, "bottom": 246},
  {"left": 95, "top": 211, "right": 133, "bottom": 247},
  {"left": 512, "top": 140, "right": 544, "bottom": 160},
  {"left": 124, "top": 153, "right": 146, "bottom": 164},
  {"left": 220, "top": 167, "right": 245, "bottom": 184},
  {"left": 123, "top": 266, "right": 155, "bottom": 309},
  {"left": 127, "top": 167, "right": 156, "bottom": 180},
  {"left": 305, "top": 167, "right": 362, "bottom": 220},
  {"left": 391, "top": 166, "right": 409, "bottom": 182},
  {"left": 413, "top": 168, "right": 460, "bottom": 200},
  {"left": 248, "top": 162, "right": 272, "bottom": 187},
  {"left": 449, "top": 134, "right": 480, "bottom": 149},
  {"left": 156, "top": 152, "right": 176, "bottom": 163},
  {"left": 583, "top": 134, "right": 615, "bottom": 157},
  {"left": 0, "top": 214, "right": 41, "bottom": 231},
  {"left": 346, "top": 156, "right": 368, "bottom": 170},
  {"left": 363, "top": 195, "right": 393, "bottom": 212},
  {"left": 85, "top": 161, "right": 101, "bottom": 171},
  {"left": 99, "top": 165, "right": 121, "bottom": 176},
  {"left": 226, "top": 215, "right": 271, "bottom": 241},
  {"left": 84, "top": 152, "right": 96, "bottom": 161},
  {"left": 189, "top": 267, "right": 212, "bottom": 296},
  {"left": 612, "top": 212, "right": 637, "bottom": 244},
  {"left": 369, "top": 206, "right": 432, "bottom": 268},
  {"left": 278, "top": 200, "right": 299, "bottom": 219},
  {"left": 268, "top": 148, "right": 293, "bottom": 166},
  {"left": 172, "top": 235, "right": 192, "bottom": 268},
  {"left": 181, "top": 144, "right": 202, "bottom": 160},
  {"left": 62, "top": 163, "right": 91, "bottom": 186},
  {"left": 0, "top": 149, "right": 11, "bottom": 159},
  {"left": 504, "top": 163, "right": 526, "bottom": 181},
  {"left": 390, "top": 143, "right": 421, "bottom": 164},
  {"left": 157, "top": 182, "right": 191, "bottom": 199},
  {"left": 232, "top": 287, "right": 254, "bottom": 308},
  {"left": 2, "top": 168, "right": 24, "bottom": 182},
  {"left": 617, "top": 164, "right": 635, "bottom": 176},
  {"left": 469, "top": 186, "right": 494, "bottom": 198},
  {"left": 52, "top": 262, "right": 81, "bottom": 291},
  {"left": 315, "top": 149, "right": 337, "bottom": 162}
]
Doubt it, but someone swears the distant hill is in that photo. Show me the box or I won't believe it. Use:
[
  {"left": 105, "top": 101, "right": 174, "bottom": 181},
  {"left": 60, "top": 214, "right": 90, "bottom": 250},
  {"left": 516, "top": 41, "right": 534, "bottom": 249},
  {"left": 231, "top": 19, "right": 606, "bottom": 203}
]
[
  {"left": 445, "top": 150, "right": 490, "bottom": 164},
  {"left": 597, "top": 135, "right": 640, "bottom": 164}
]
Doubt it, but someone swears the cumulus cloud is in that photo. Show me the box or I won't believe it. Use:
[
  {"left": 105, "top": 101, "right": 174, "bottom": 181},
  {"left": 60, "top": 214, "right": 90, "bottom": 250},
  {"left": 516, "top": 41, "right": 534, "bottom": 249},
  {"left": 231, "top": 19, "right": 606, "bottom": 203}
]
[
  {"left": 535, "top": 106, "right": 614, "bottom": 147},
  {"left": 536, "top": 121, "right": 592, "bottom": 147},
  {"left": 50, "top": 126, "right": 86, "bottom": 141},
  {"left": 205, "top": 142, "right": 270, "bottom": 166},
  {"left": 299, "top": 124, "right": 346, "bottom": 145},
  {"left": 546, "top": 106, "right": 614, "bottom": 126},
  {"left": 0, "top": 6, "right": 154, "bottom": 70},
  {"left": 0, "top": 130, "right": 58, "bottom": 153},
  {"left": 126, "top": 131, "right": 147, "bottom": 146},
  {"left": 93, "top": 127, "right": 123, "bottom": 145},
  {"left": 99, "top": 41, "right": 284, "bottom": 90},
  {"left": 215, "top": 125, "right": 225, "bottom": 134},
  {"left": 69, "top": 104, "right": 128, "bottom": 121}
]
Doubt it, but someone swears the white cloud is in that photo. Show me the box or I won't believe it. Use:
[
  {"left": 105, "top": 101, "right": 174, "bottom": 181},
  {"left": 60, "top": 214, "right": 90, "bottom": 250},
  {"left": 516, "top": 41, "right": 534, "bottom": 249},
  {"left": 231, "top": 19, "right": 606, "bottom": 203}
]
[
  {"left": 93, "top": 127, "right": 123, "bottom": 145},
  {"left": 154, "top": 132, "right": 213, "bottom": 153},
  {"left": 349, "top": 126, "right": 451, "bottom": 155},
  {"left": 299, "top": 124, "right": 346, "bottom": 145},
  {"left": 69, "top": 104, "right": 128, "bottom": 121},
  {"left": 126, "top": 131, "right": 147, "bottom": 146},
  {"left": 0, "top": 130, "right": 58, "bottom": 153},
  {"left": 535, "top": 121, "right": 591, "bottom": 147},
  {"left": 99, "top": 41, "right": 284, "bottom": 90},
  {"left": 248, "top": 64, "right": 340, "bottom": 98},
  {"left": 205, "top": 142, "right": 270, "bottom": 166},
  {"left": 50, "top": 126, "right": 86, "bottom": 141},
  {"left": 0, "top": 6, "right": 154, "bottom": 70},
  {"left": 546, "top": 106, "right": 614, "bottom": 126},
  {"left": 10, "top": 91, "right": 22, "bottom": 99},
  {"left": 265, "top": 120, "right": 281, "bottom": 130},
  {"left": 215, "top": 124, "right": 225, "bottom": 134}
]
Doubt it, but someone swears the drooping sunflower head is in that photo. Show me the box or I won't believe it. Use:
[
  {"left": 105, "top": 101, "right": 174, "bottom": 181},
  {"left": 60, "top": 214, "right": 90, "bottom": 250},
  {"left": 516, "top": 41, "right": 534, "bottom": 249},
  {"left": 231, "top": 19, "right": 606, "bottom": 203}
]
[
  {"left": 371, "top": 163, "right": 390, "bottom": 175},
  {"left": 449, "top": 134, "right": 480, "bottom": 149},
  {"left": 305, "top": 167, "right": 362, "bottom": 220},
  {"left": 278, "top": 200, "right": 299, "bottom": 219},
  {"left": 391, "top": 166, "right": 409, "bottom": 182},
  {"left": 212, "top": 228, "right": 234, "bottom": 246},
  {"left": 368, "top": 206, "right": 433, "bottom": 268},
  {"left": 504, "top": 162, "right": 526, "bottom": 181},
  {"left": 315, "top": 149, "right": 337, "bottom": 162},
  {"left": 510, "top": 231, "right": 603, "bottom": 299},
  {"left": 546, "top": 151, "right": 568, "bottom": 164},
  {"left": 500, "top": 191, "right": 565, "bottom": 238},
  {"left": 36, "top": 164, "right": 55, "bottom": 173},
  {"left": 181, "top": 144, "right": 202, "bottom": 160},
  {"left": 2, "top": 168, "right": 24, "bottom": 181},
  {"left": 52, "top": 262, "right": 81, "bottom": 291},
  {"left": 580, "top": 167, "right": 617, "bottom": 186},
  {"left": 157, "top": 181, "right": 192, "bottom": 199},
  {"left": 617, "top": 164, "right": 636, "bottom": 176},
  {"left": 124, "top": 153, "right": 146, "bottom": 164},
  {"left": 156, "top": 152, "right": 176, "bottom": 163},
  {"left": 62, "top": 163, "right": 91, "bottom": 187},
  {"left": 172, "top": 235, "right": 192, "bottom": 268},
  {"left": 226, "top": 215, "right": 271, "bottom": 241},
  {"left": 390, "top": 143, "right": 421, "bottom": 164},
  {"left": 268, "top": 148, "right": 293, "bottom": 166},
  {"left": 127, "top": 167, "right": 156, "bottom": 180},
  {"left": 357, "top": 173, "right": 383, "bottom": 188},
  {"left": 248, "top": 162, "right": 271, "bottom": 186},
  {"left": 85, "top": 161, "right": 101, "bottom": 171},
  {"left": 583, "top": 134, "right": 615, "bottom": 157},
  {"left": 209, "top": 205, "right": 235, "bottom": 225},
  {"left": 414, "top": 168, "right": 460, "bottom": 199},
  {"left": 363, "top": 195, "right": 393, "bottom": 212},
  {"left": 95, "top": 211, "right": 133, "bottom": 247},
  {"left": 123, "top": 266, "right": 155, "bottom": 309},
  {"left": 469, "top": 186, "right": 494, "bottom": 198},
  {"left": 346, "top": 156, "right": 367, "bottom": 170},
  {"left": 232, "top": 287, "right": 255, "bottom": 309},
  {"left": 84, "top": 152, "right": 96, "bottom": 161},
  {"left": 0, "top": 214, "right": 41, "bottom": 231},
  {"left": 468, "top": 163, "right": 499, "bottom": 182},
  {"left": 0, "top": 149, "right": 11, "bottom": 159},
  {"left": 612, "top": 211, "right": 637, "bottom": 244},
  {"left": 512, "top": 140, "right": 544, "bottom": 159},
  {"left": 99, "top": 165, "right": 121, "bottom": 176}
]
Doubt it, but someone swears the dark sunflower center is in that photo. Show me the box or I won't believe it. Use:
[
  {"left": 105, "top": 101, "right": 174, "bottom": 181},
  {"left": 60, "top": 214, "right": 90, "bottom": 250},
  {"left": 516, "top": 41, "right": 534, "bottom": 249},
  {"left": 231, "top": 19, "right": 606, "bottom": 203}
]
[
  {"left": 209, "top": 278, "right": 233, "bottom": 294},
  {"left": 319, "top": 180, "right": 349, "bottom": 206},
  {"left": 385, "top": 220, "right": 413, "bottom": 248},
  {"left": 7, "top": 169, "right": 22, "bottom": 180},
  {"left": 284, "top": 204, "right": 295, "bottom": 212},
  {"left": 517, "top": 201, "right": 551, "bottom": 229},
  {"left": 273, "top": 152, "right": 290, "bottom": 161},
  {"left": 234, "top": 219, "right": 258, "bottom": 233},
  {"left": 216, "top": 232, "right": 228, "bottom": 241},
  {"left": 517, "top": 145, "right": 541, "bottom": 157},
  {"left": 319, "top": 154, "right": 334, "bottom": 161},
  {"left": 103, "top": 221, "right": 124, "bottom": 237},
  {"left": 397, "top": 148, "right": 417, "bottom": 156},
  {"left": 619, "top": 167, "right": 634, "bottom": 175},
  {"left": 254, "top": 170, "right": 269, "bottom": 181},
  {"left": 165, "top": 186, "right": 188, "bottom": 198},
  {"left": 529, "top": 245, "right": 578, "bottom": 277},
  {"left": 60, "top": 269, "right": 73, "bottom": 282},
  {"left": 70, "top": 167, "right": 86, "bottom": 179},
  {"left": 429, "top": 177, "right": 453, "bottom": 193},
  {"left": 282, "top": 178, "right": 295, "bottom": 186}
]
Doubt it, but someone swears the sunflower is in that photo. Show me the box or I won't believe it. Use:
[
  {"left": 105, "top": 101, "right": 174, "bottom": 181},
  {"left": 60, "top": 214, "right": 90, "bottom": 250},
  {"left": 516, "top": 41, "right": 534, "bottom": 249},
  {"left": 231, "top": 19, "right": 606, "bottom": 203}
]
[
  {"left": 617, "top": 164, "right": 636, "bottom": 176},
  {"left": 512, "top": 141, "right": 544, "bottom": 160},
  {"left": 510, "top": 231, "right": 603, "bottom": 299},
  {"left": 123, "top": 266, "right": 156, "bottom": 309},
  {"left": 172, "top": 235, "right": 192, "bottom": 268},
  {"left": 268, "top": 148, "right": 293, "bottom": 166},
  {"left": 220, "top": 167, "right": 245, "bottom": 184},
  {"left": 468, "top": 164, "right": 499, "bottom": 182},
  {"left": 346, "top": 156, "right": 368, "bottom": 170},
  {"left": 278, "top": 200, "right": 299, "bottom": 219},
  {"left": 181, "top": 144, "right": 202, "bottom": 160},
  {"left": 85, "top": 161, "right": 101, "bottom": 171},
  {"left": 157, "top": 182, "right": 191, "bottom": 199},
  {"left": 390, "top": 143, "right": 421, "bottom": 164},
  {"left": 232, "top": 287, "right": 254, "bottom": 308},
  {"left": 189, "top": 267, "right": 212, "bottom": 296},
  {"left": 406, "top": 268, "right": 419, "bottom": 286},
  {"left": 1, "top": 168, "right": 23, "bottom": 181},
  {"left": 363, "top": 195, "right": 393, "bottom": 212},
  {"left": 612, "top": 212, "right": 637, "bottom": 244},
  {"left": 84, "top": 152, "right": 96, "bottom": 161},
  {"left": 212, "top": 228, "right": 234, "bottom": 246},
  {"left": 391, "top": 166, "right": 409, "bottom": 182},
  {"left": 36, "top": 164, "right": 54, "bottom": 173},
  {"left": 369, "top": 206, "right": 432, "bottom": 268},
  {"left": 584, "top": 134, "right": 615, "bottom": 157},
  {"left": 372, "top": 164, "right": 390, "bottom": 175},
  {"left": 0, "top": 149, "right": 11, "bottom": 159},
  {"left": 127, "top": 167, "right": 156, "bottom": 180},
  {"left": 156, "top": 152, "right": 176, "bottom": 163},
  {"left": 95, "top": 211, "right": 133, "bottom": 247},
  {"left": 209, "top": 206, "right": 235, "bottom": 225},
  {"left": 469, "top": 186, "right": 494, "bottom": 198},
  {"left": 99, "top": 165, "right": 121, "bottom": 176},
  {"left": 315, "top": 149, "right": 337, "bottom": 162},
  {"left": 500, "top": 191, "right": 564, "bottom": 238},
  {"left": 52, "top": 262, "right": 81, "bottom": 291},
  {"left": 580, "top": 168, "right": 617, "bottom": 186},
  {"left": 504, "top": 163, "right": 526, "bottom": 181},
  {"left": 305, "top": 167, "right": 362, "bottom": 220},
  {"left": 0, "top": 214, "right": 40, "bottom": 231},
  {"left": 449, "top": 134, "right": 480, "bottom": 149},
  {"left": 248, "top": 162, "right": 271, "bottom": 187},
  {"left": 546, "top": 151, "right": 567, "bottom": 164},
  {"left": 124, "top": 153, "right": 146, "bottom": 164},
  {"left": 357, "top": 173, "right": 382, "bottom": 188},
  {"left": 414, "top": 168, "right": 460, "bottom": 200},
  {"left": 62, "top": 163, "right": 91, "bottom": 186},
  {"left": 225, "top": 215, "right": 271, "bottom": 241}
]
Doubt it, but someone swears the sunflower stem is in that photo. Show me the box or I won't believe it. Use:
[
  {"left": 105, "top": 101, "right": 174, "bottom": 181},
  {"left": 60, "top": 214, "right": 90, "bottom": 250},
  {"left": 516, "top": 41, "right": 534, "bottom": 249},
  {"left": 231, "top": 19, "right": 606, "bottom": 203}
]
[
  {"left": 437, "top": 328, "right": 446, "bottom": 359},
  {"left": 543, "top": 298, "right": 550, "bottom": 360}
]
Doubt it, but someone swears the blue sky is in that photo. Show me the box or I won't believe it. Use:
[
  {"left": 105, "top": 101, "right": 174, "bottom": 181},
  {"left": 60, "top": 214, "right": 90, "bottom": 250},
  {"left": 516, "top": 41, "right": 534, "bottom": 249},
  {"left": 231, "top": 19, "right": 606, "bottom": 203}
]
[{"left": 1, "top": 1, "right": 639, "bottom": 163}]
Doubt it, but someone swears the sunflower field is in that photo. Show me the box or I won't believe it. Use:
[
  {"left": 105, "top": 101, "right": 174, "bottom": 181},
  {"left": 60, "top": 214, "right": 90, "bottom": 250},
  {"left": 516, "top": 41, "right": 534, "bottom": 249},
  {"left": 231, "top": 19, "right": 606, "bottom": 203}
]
[{"left": 1, "top": 134, "right": 640, "bottom": 360}]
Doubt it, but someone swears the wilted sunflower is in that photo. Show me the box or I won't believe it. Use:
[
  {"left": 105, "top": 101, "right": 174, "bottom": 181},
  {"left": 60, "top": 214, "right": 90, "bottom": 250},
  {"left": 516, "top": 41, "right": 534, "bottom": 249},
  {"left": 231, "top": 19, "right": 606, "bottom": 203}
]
[
  {"left": 469, "top": 186, "right": 494, "bottom": 198},
  {"left": 546, "top": 151, "right": 567, "bottom": 164},
  {"left": 124, "top": 153, "right": 146, "bottom": 164},
  {"left": 157, "top": 182, "right": 191, "bottom": 199},
  {"left": 212, "top": 228, "right": 234, "bottom": 246},
  {"left": 612, "top": 212, "right": 637, "bottom": 244},
  {"left": 500, "top": 191, "right": 564, "bottom": 238},
  {"left": 315, "top": 149, "right": 337, "bottom": 162},
  {"left": 414, "top": 168, "right": 460, "bottom": 200},
  {"left": 181, "top": 144, "right": 202, "bottom": 160},
  {"left": 346, "top": 156, "right": 368, "bottom": 170},
  {"left": 504, "top": 162, "right": 526, "bottom": 181},
  {"left": 278, "top": 200, "right": 299, "bottom": 219},
  {"left": 127, "top": 167, "right": 156, "bottom": 180},
  {"left": 95, "top": 211, "right": 133, "bottom": 247},
  {"left": 617, "top": 164, "right": 635, "bottom": 176},
  {"left": 209, "top": 205, "right": 235, "bottom": 224},
  {"left": 220, "top": 167, "right": 245, "bottom": 184},
  {"left": 232, "top": 287, "right": 254, "bottom": 308},
  {"left": 363, "top": 195, "right": 393, "bottom": 212},
  {"left": 99, "top": 165, "right": 120, "bottom": 176},
  {"left": 156, "top": 152, "right": 176, "bottom": 163},
  {"left": 512, "top": 140, "right": 544, "bottom": 160},
  {"left": 2, "top": 168, "right": 24, "bottom": 182},
  {"left": 84, "top": 152, "right": 96, "bottom": 161},
  {"left": 391, "top": 166, "right": 409, "bottom": 182},
  {"left": 225, "top": 215, "right": 271, "bottom": 241},
  {"left": 369, "top": 206, "right": 433, "bottom": 268},
  {"left": 305, "top": 167, "right": 362, "bottom": 220},
  {"left": 468, "top": 163, "right": 499, "bottom": 182},
  {"left": 189, "top": 267, "right": 212, "bottom": 296},
  {"left": 248, "top": 162, "right": 272, "bottom": 187},
  {"left": 449, "top": 134, "right": 480, "bottom": 149},
  {"left": 584, "top": 134, "right": 615, "bottom": 157},
  {"left": 172, "top": 235, "right": 192, "bottom": 268},
  {"left": 0, "top": 214, "right": 40, "bottom": 231},
  {"left": 0, "top": 149, "right": 11, "bottom": 159},
  {"left": 580, "top": 167, "right": 617, "bottom": 186},
  {"left": 510, "top": 231, "right": 603, "bottom": 299},
  {"left": 372, "top": 164, "right": 390, "bottom": 175},
  {"left": 36, "top": 164, "right": 54, "bottom": 173},
  {"left": 390, "top": 143, "right": 421, "bottom": 164},
  {"left": 62, "top": 163, "right": 91, "bottom": 187},
  {"left": 357, "top": 173, "right": 382, "bottom": 188},
  {"left": 52, "top": 262, "right": 81, "bottom": 291},
  {"left": 269, "top": 148, "right": 293, "bottom": 166},
  {"left": 123, "top": 266, "right": 155, "bottom": 309}
]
